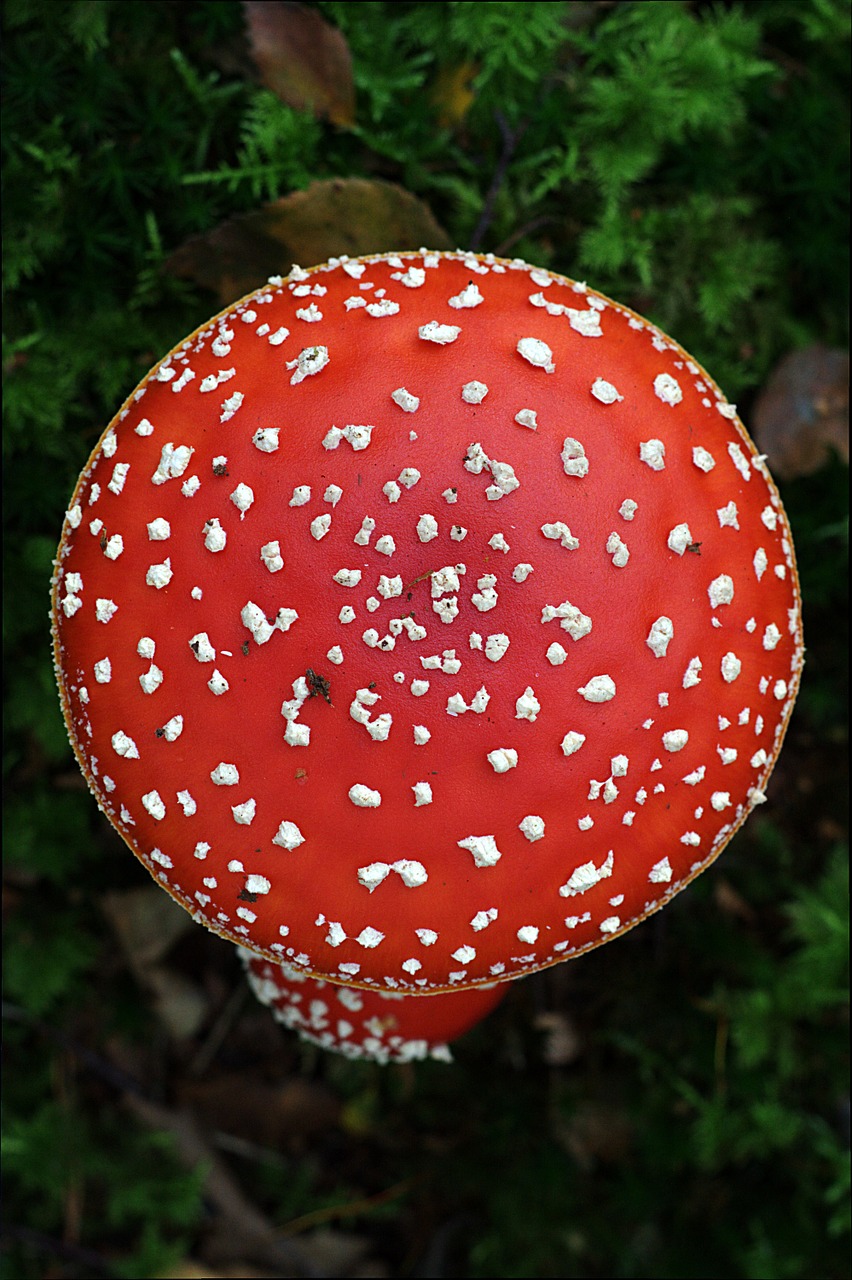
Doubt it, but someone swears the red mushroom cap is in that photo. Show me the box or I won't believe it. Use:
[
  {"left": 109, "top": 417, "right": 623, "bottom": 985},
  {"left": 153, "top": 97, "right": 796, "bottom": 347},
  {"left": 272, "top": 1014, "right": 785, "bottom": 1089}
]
[
  {"left": 241, "top": 950, "right": 505, "bottom": 1063},
  {"left": 52, "top": 250, "right": 803, "bottom": 994}
]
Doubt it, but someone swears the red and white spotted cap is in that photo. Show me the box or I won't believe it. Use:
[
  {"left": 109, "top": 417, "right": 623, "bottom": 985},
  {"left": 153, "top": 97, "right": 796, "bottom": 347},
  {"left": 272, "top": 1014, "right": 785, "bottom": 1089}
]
[
  {"left": 241, "top": 950, "right": 505, "bottom": 1063},
  {"left": 52, "top": 250, "right": 803, "bottom": 996}
]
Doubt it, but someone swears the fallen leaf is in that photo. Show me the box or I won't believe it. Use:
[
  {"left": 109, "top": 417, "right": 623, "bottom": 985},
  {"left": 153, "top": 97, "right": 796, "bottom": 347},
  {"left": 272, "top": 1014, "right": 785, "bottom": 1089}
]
[
  {"left": 146, "top": 965, "right": 210, "bottom": 1040},
  {"left": 156, "top": 1265, "right": 277, "bottom": 1279},
  {"left": 713, "top": 877, "right": 756, "bottom": 924},
  {"left": 125, "top": 1094, "right": 316, "bottom": 1276},
  {"left": 752, "top": 345, "right": 849, "bottom": 479},
  {"left": 177, "top": 1074, "right": 341, "bottom": 1146},
  {"left": 296, "top": 1231, "right": 372, "bottom": 1277},
  {"left": 558, "top": 1101, "right": 633, "bottom": 1169},
  {"left": 533, "top": 1010, "right": 583, "bottom": 1066},
  {"left": 102, "top": 885, "right": 194, "bottom": 971},
  {"left": 167, "top": 178, "right": 453, "bottom": 302},
  {"left": 430, "top": 61, "right": 479, "bottom": 128},
  {"left": 155, "top": 1262, "right": 221, "bottom": 1279},
  {"left": 349, "top": 1262, "right": 391, "bottom": 1279},
  {"left": 102, "top": 887, "right": 209, "bottom": 1037},
  {"left": 245, "top": 0, "right": 355, "bottom": 126}
]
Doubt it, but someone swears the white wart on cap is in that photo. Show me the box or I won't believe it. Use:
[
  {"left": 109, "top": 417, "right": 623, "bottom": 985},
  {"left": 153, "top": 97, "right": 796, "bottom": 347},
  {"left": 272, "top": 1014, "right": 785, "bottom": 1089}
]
[{"left": 52, "top": 250, "right": 804, "bottom": 994}]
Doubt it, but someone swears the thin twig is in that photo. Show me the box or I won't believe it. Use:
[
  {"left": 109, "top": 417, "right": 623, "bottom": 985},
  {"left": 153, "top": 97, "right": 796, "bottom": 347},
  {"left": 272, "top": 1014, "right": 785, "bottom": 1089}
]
[
  {"left": 2, "top": 1001, "right": 148, "bottom": 1098},
  {"left": 469, "top": 111, "right": 529, "bottom": 251},
  {"left": 277, "top": 1177, "right": 417, "bottom": 1238},
  {"left": 213, "top": 1129, "right": 292, "bottom": 1167},
  {"left": 3, "top": 1000, "right": 319, "bottom": 1275},
  {"left": 493, "top": 215, "right": 559, "bottom": 259},
  {"left": 125, "top": 1094, "right": 321, "bottom": 1276},
  {"left": 0, "top": 1224, "right": 114, "bottom": 1277},
  {"left": 187, "top": 979, "right": 249, "bottom": 1077}
]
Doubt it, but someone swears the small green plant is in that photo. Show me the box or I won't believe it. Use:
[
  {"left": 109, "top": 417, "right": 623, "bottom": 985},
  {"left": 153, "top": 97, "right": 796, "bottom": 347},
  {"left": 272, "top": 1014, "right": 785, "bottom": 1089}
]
[
  {"left": 2, "top": 1077, "right": 205, "bottom": 1279},
  {"left": 2, "top": 2, "right": 847, "bottom": 1276}
]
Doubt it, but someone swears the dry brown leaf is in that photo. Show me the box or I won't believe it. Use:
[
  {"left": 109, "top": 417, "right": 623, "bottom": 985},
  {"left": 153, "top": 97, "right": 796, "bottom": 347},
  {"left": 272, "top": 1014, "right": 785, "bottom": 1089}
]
[
  {"left": 752, "top": 344, "right": 849, "bottom": 480},
  {"left": 125, "top": 1094, "right": 317, "bottom": 1276},
  {"left": 245, "top": 0, "right": 355, "bottom": 126},
  {"left": 558, "top": 1101, "right": 633, "bottom": 1169},
  {"left": 348, "top": 1263, "right": 391, "bottom": 1280},
  {"left": 430, "top": 61, "right": 479, "bottom": 128},
  {"left": 533, "top": 1011, "right": 583, "bottom": 1066},
  {"left": 155, "top": 1262, "right": 221, "bottom": 1279},
  {"left": 102, "top": 887, "right": 209, "bottom": 1038},
  {"left": 102, "top": 885, "right": 194, "bottom": 971},
  {"left": 166, "top": 178, "right": 453, "bottom": 303},
  {"left": 295, "top": 1231, "right": 372, "bottom": 1277},
  {"left": 155, "top": 1265, "right": 278, "bottom": 1279},
  {"left": 177, "top": 1074, "right": 341, "bottom": 1147},
  {"left": 146, "top": 965, "right": 210, "bottom": 1040},
  {"left": 154, "top": 1263, "right": 237, "bottom": 1279},
  {"left": 713, "top": 877, "right": 757, "bottom": 923}
]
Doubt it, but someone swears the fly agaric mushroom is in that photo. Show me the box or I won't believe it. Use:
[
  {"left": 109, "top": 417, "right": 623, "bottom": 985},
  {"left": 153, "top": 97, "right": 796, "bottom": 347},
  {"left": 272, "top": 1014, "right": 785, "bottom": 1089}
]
[
  {"left": 52, "top": 249, "right": 803, "bottom": 1008},
  {"left": 241, "top": 951, "right": 506, "bottom": 1063}
]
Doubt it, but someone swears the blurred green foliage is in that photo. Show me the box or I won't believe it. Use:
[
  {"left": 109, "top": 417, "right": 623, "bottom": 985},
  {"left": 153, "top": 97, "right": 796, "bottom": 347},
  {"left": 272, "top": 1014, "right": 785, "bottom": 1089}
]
[
  {"left": 2, "top": 1053, "right": 206, "bottom": 1279},
  {"left": 2, "top": 1, "right": 848, "bottom": 1276}
]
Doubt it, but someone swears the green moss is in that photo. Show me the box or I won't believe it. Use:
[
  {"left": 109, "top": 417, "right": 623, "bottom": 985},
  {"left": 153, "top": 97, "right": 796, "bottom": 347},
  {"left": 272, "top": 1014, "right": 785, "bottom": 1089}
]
[{"left": 3, "top": 2, "right": 847, "bottom": 1276}]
